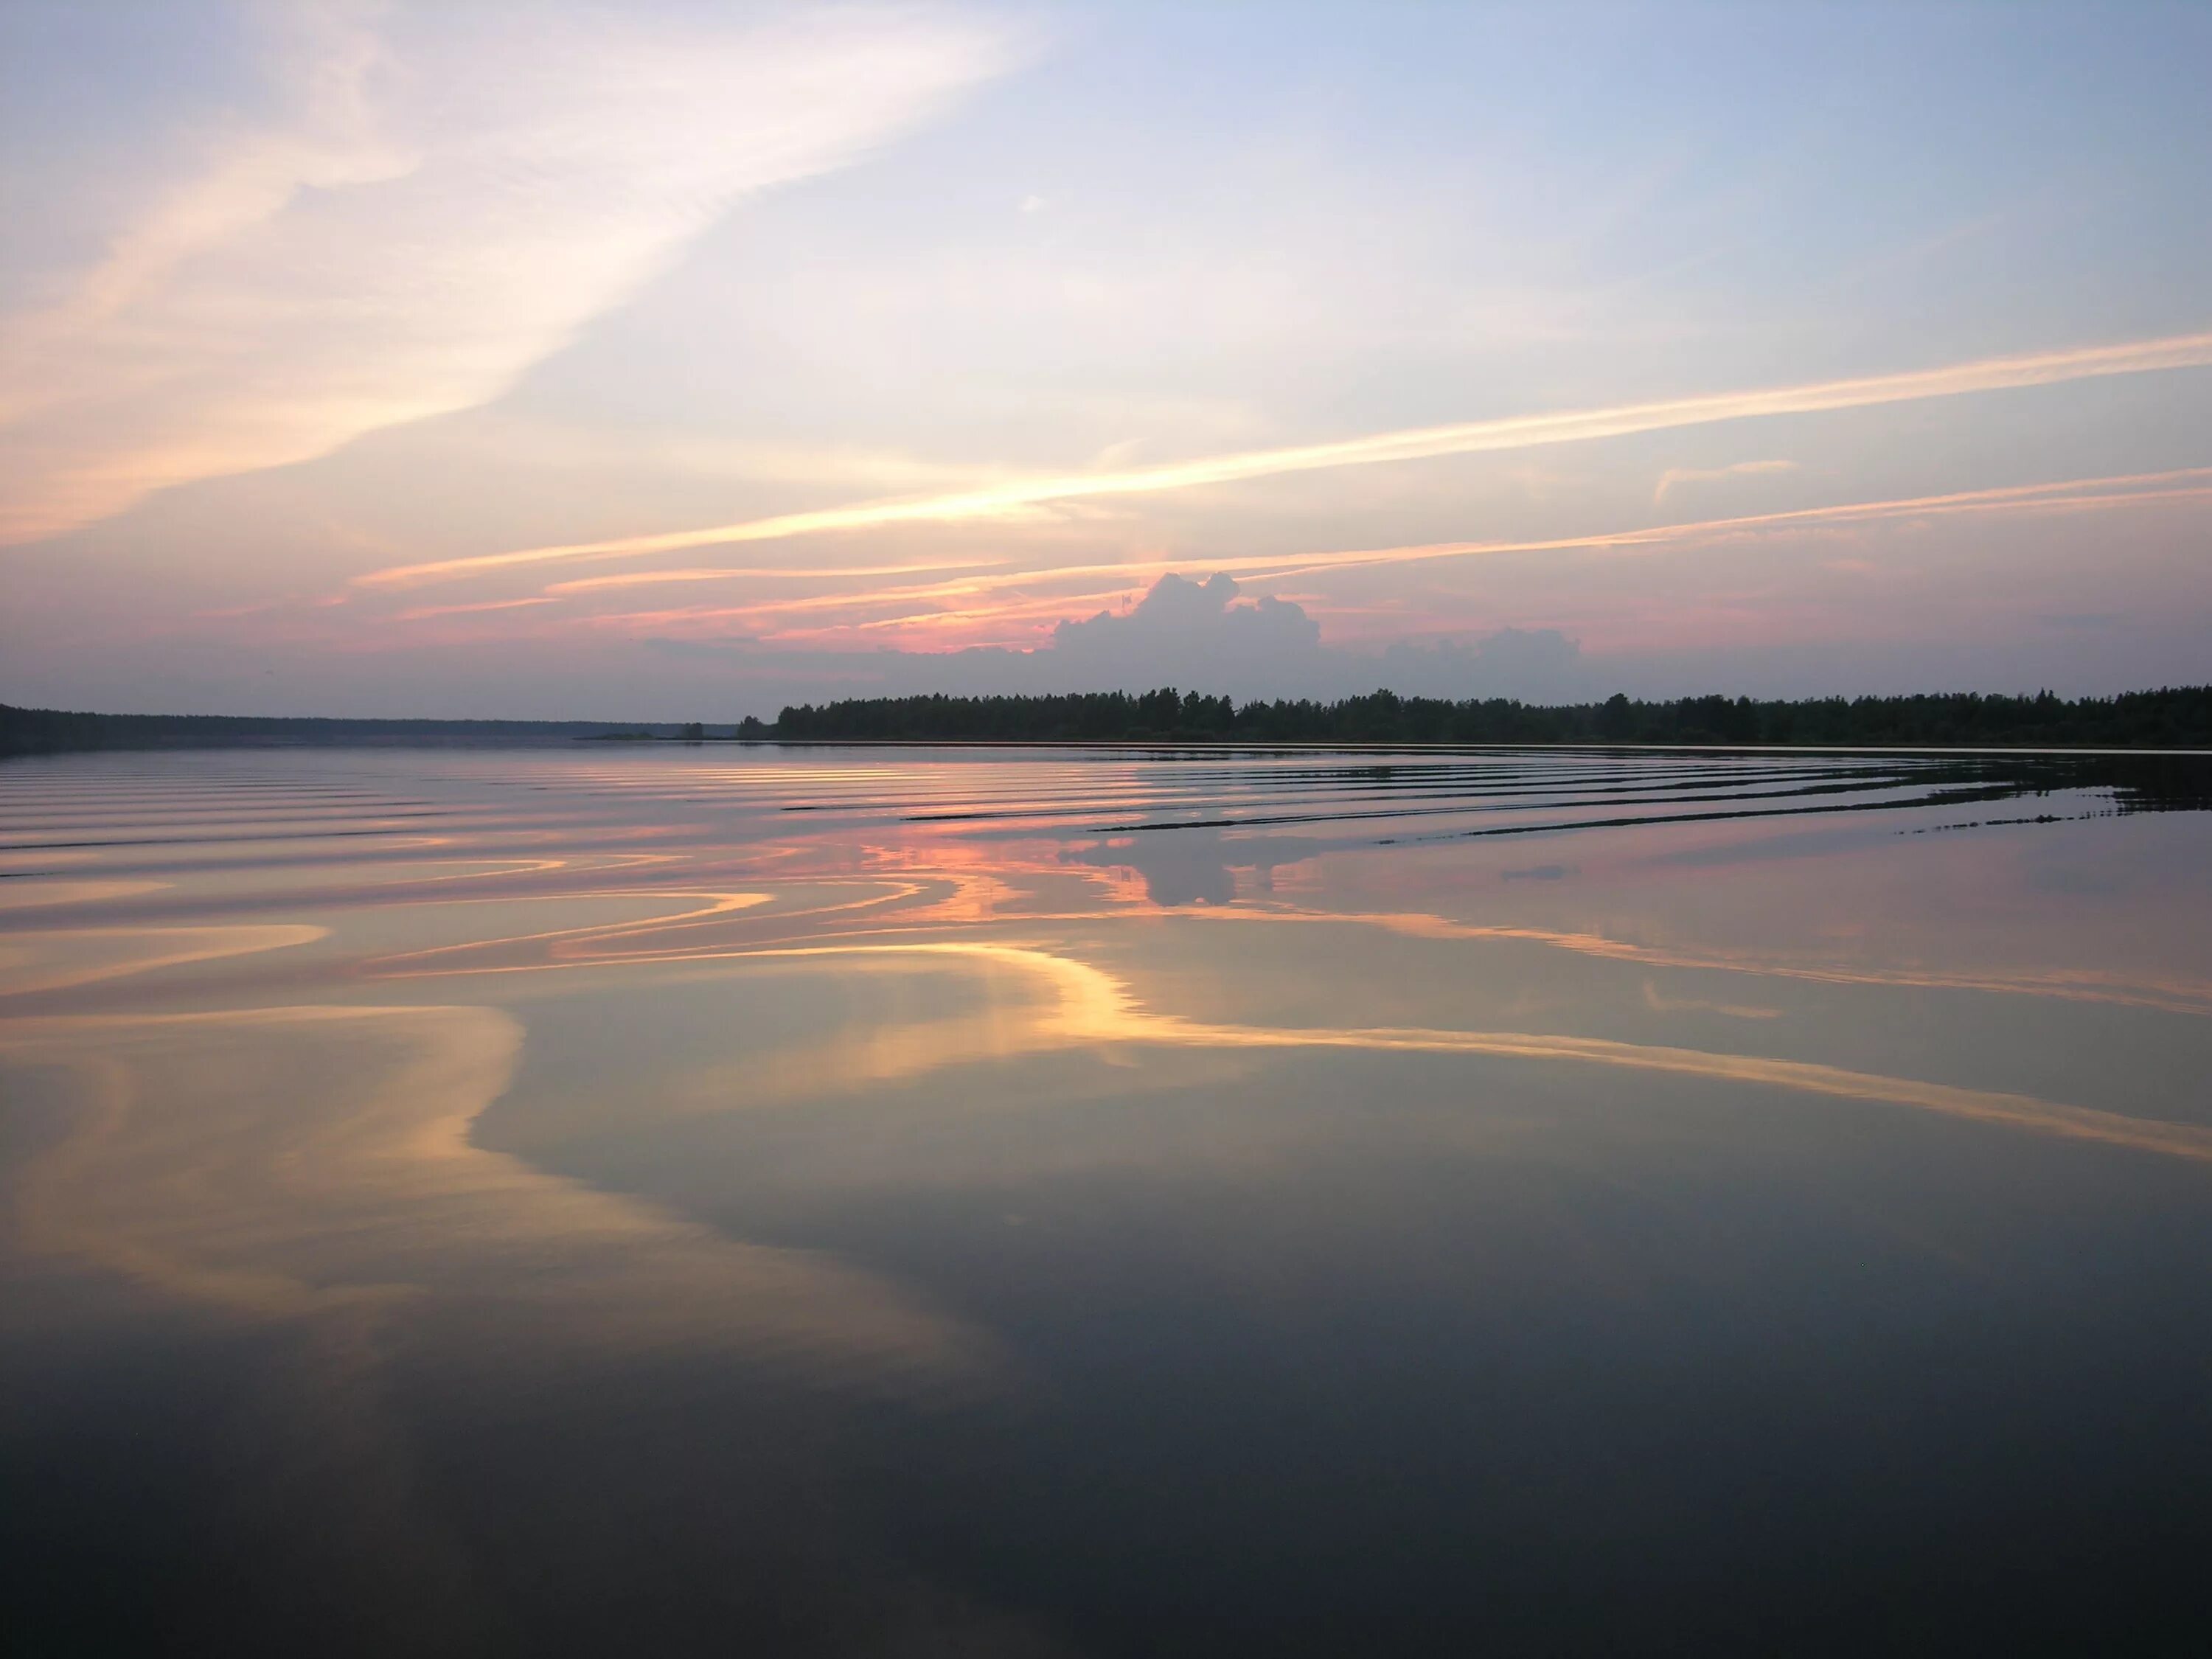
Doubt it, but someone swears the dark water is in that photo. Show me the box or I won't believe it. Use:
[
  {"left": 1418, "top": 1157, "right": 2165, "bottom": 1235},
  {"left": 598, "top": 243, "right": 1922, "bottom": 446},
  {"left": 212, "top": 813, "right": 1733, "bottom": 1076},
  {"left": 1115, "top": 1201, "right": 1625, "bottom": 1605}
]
[{"left": 4, "top": 745, "right": 2211, "bottom": 1656}]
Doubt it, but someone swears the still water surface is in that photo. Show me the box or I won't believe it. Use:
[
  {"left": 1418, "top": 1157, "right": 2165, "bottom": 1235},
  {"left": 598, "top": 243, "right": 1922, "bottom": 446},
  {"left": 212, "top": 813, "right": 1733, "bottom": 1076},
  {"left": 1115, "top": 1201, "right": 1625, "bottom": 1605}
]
[{"left": 5, "top": 745, "right": 2211, "bottom": 1655}]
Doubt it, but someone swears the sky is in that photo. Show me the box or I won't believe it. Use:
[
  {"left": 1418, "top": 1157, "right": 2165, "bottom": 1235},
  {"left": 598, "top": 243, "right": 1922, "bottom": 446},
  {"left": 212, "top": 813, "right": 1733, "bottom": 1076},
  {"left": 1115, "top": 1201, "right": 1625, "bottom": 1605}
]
[{"left": 1, "top": 0, "right": 2208, "bottom": 719}]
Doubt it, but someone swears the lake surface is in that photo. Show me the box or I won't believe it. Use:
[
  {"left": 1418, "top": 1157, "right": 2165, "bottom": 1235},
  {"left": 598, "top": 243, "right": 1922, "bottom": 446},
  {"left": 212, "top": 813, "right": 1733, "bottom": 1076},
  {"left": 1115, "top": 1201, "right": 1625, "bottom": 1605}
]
[{"left": 5, "top": 743, "right": 2211, "bottom": 1655}]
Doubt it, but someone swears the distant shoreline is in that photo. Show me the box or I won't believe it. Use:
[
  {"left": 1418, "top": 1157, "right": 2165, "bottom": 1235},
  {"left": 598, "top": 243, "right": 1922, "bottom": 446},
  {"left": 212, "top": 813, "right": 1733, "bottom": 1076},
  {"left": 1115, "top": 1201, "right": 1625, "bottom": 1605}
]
[
  {"left": 633, "top": 737, "right": 2212, "bottom": 757},
  {"left": 7, "top": 686, "right": 2211, "bottom": 757}
]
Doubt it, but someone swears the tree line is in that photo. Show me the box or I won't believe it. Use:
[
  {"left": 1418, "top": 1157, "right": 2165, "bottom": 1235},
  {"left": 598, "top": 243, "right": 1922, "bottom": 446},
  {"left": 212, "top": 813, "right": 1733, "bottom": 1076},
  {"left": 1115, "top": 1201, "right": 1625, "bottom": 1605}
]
[
  {"left": 752, "top": 686, "right": 2212, "bottom": 748},
  {"left": 10, "top": 686, "right": 2210, "bottom": 756},
  {"left": 0, "top": 705, "right": 674, "bottom": 756}
]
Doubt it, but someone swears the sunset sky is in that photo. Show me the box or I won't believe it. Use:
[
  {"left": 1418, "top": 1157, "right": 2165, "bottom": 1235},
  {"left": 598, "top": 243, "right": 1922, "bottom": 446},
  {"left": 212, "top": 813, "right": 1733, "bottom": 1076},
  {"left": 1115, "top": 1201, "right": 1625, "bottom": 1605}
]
[{"left": 2, "top": 1, "right": 2207, "bottom": 717}]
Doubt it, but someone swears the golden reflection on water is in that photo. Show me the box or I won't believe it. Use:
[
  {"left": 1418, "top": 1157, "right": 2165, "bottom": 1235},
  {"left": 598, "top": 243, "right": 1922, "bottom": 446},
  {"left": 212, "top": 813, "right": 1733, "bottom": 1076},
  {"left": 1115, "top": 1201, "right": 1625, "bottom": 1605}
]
[
  {"left": 3, "top": 751, "right": 2202, "bottom": 1346},
  {"left": 7, "top": 747, "right": 2211, "bottom": 1325},
  {"left": 6, "top": 747, "right": 2212, "bottom": 1651},
  {"left": 0, "top": 921, "right": 326, "bottom": 995},
  {"left": 371, "top": 925, "right": 2212, "bottom": 1164},
  {"left": 0, "top": 752, "right": 2208, "bottom": 1322},
  {"left": 4, "top": 996, "right": 990, "bottom": 1379}
]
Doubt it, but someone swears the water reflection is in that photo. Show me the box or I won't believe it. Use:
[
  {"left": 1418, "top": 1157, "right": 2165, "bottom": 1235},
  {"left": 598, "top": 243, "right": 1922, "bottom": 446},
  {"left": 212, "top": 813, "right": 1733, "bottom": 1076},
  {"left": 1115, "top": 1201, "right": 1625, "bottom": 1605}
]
[{"left": 4, "top": 745, "right": 2211, "bottom": 1655}]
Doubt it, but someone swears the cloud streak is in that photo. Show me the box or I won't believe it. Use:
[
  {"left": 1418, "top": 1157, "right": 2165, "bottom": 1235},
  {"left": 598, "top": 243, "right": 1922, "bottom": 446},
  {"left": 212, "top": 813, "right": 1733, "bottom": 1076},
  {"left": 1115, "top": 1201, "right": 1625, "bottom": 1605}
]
[
  {"left": 419, "top": 466, "right": 2211, "bottom": 649},
  {"left": 1655, "top": 458, "right": 1798, "bottom": 503},
  {"left": 1250, "top": 466, "right": 2212, "bottom": 586},
  {"left": 358, "top": 329, "right": 2212, "bottom": 589},
  {"left": 543, "top": 558, "right": 1011, "bottom": 596},
  {"left": 0, "top": 4, "right": 1012, "bottom": 547}
]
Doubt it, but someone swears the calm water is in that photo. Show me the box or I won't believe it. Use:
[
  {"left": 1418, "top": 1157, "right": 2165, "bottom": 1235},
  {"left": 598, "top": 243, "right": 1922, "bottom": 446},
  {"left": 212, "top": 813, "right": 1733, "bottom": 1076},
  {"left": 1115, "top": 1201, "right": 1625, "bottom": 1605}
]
[{"left": 5, "top": 744, "right": 2211, "bottom": 1655}]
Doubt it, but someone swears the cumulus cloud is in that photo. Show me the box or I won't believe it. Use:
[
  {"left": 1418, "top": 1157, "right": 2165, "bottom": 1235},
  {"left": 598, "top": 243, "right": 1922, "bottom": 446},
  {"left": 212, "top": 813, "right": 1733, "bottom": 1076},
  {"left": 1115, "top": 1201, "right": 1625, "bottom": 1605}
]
[
  {"left": 906, "top": 574, "right": 1582, "bottom": 700},
  {"left": 1043, "top": 572, "right": 1585, "bottom": 699},
  {"left": 626, "top": 572, "right": 1587, "bottom": 706},
  {"left": 1050, "top": 573, "right": 1324, "bottom": 684},
  {"left": 0, "top": 1, "right": 1011, "bottom": 546}
]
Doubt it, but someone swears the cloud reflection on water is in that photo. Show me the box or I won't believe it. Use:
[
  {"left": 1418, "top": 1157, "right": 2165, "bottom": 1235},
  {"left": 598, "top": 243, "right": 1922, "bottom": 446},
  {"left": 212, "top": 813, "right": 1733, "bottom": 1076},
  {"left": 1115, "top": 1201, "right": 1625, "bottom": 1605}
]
[{"left": 3, "top": 998, "right": 992, "bottom": 1374}]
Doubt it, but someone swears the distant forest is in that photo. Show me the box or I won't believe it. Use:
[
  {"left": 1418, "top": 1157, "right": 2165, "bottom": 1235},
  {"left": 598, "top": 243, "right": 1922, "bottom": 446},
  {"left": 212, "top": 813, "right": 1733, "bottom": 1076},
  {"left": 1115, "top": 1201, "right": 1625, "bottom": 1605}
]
[
  {"left": 0, "top": 705, "right": 673, "bottom": 757},
  {"left": 7, "top": 686, "right": 2211, "bottom": 757},
  {"left": 754, "top": 686, "right": 2212, "bottom": 748}
]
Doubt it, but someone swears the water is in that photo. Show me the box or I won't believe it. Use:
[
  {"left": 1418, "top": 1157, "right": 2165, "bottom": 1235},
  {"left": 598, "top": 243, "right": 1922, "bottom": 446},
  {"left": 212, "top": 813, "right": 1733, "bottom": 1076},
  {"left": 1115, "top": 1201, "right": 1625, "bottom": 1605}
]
[{"left": 4, "top": 744, "right": 2211, "bottom": 1655}]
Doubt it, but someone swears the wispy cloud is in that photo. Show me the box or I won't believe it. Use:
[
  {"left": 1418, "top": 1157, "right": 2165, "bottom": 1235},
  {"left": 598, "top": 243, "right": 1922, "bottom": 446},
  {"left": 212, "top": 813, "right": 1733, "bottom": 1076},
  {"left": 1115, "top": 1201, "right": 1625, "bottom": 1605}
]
[
  {"left": 392, "top": 597, "right": 557, "bottom": 622},
  {"left": 1252, "top": 467, "right": 2212, "bottom": 586},
  {"left": 543, "top": 558, "right": 1010, "bottom": 597},
  {"left": 1654, "top": 458, "right": 1798, "bottom": 503},
  {"left": 357, "top": 329, "right": 2212, "bottom": 589},
  {"left": 0, "top": 3, "right": 1012, "bottom": 546}
]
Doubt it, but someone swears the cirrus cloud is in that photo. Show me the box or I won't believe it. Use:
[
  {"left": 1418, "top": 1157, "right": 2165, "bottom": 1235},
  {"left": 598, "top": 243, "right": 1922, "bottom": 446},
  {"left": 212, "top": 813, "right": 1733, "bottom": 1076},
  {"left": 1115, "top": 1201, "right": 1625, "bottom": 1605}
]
[
  {"left": 355, "top": 326, "right": 2212, "bottom": 590},
  {"left": 0, "top": 1, "right": 1014, "bottom": 547}
]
